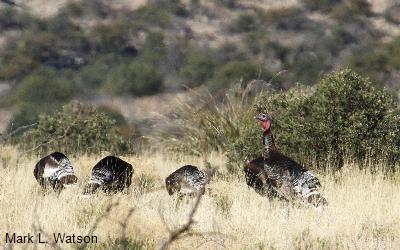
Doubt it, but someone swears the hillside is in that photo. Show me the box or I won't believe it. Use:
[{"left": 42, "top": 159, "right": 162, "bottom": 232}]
[{"left": 1, "top": 0, "right": 400, "bottom": 135}]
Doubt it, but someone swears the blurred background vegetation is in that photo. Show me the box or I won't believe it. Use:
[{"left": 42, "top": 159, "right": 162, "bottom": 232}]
[{"left": 1, "top": 0, "right": 400, "bottom": 172}]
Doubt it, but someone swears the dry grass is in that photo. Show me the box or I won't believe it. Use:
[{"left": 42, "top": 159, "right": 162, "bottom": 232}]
[{"left": 0, "top": 145, "right": 399, "bottom": 249}]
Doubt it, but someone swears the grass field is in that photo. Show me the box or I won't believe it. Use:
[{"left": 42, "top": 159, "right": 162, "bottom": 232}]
[{"left": 0, "top": 145, "right": 399, "bottom": 249}]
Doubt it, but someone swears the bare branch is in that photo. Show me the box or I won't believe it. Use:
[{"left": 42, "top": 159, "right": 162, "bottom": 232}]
[
  {"left": 77, "top": 201, "right": 119, "bottom": 250},
  {"left": 0, "top": 123, "right": 37, "bottom": 142},
  {"left": 158, "top": 193, "right": 203, "bottom": 250}
]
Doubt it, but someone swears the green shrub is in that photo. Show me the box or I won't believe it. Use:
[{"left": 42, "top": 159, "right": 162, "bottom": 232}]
[
  {"left": 0, "top": 7, "right": 38, "bottom": 30},
  {"left": 330, "top": 0, "right": 372, "bottom": 21},
  {"left": 263, "top": 7, "right": 310, "bottom": 30},
  {"left": 303, "top": 0, "right": 341, "bottom": 12},
  {"left": 179, "top": 52, "right": 216, "bottom": 87},
  {"left": 230, "top": 13, "right": 258, "bottom": 33},
  {"left": 228, "top": 70, "right": 400, "bottom": 171},
  {"left": 385, "top": 4, "right": 400, "bottom": 24},
  {"left": 213, "top": 0, "right": 236, "bottom": 9},
  {"left": 210, "top": 61, "right": 268, "bottom": 91},
  {"left": 90, "top": 19, "right": 133, "bottom": 54},
  {"left": 61, "top": 0, "right": 111, "bottom": 18},
  {"left": 19, "top": 102, "right": 128, "bottom": 155},
  {"left": 135, "top": 4, "right": 171, "bottom": 28},
  {"left": 13, "top": 68, "right": 75, "bottom": 104},
  {"left": 105, "top": 61, "right": 164, "bottom": 96},
  {"left": 141, "top": 32, "right": 166, "bottom": 64}
]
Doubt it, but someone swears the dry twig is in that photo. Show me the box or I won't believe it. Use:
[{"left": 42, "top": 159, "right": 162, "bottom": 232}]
[{"left": 158, "top": 193, "right": 203, "bottom": 250}]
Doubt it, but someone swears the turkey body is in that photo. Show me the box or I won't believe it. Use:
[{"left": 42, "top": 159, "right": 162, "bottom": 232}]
[
  {"left": 263, "top": 151, "right": 327, "bottom": 207},
  {"left": 244, "top": 157, "right": 283, "bottom": 200},
  {"left": 83, "top": 156, "right": 133, "bottom": 194},
  {"left": 165, "top": 165, "right": 207, "bottom": 196},
  {"left": 33, "top": 152, "right": 78, "bottom": 191}
]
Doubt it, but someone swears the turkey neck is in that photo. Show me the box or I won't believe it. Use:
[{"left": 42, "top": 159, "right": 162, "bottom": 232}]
[{"left": 262, "top": 129, "right": 276, "bottom": 157}]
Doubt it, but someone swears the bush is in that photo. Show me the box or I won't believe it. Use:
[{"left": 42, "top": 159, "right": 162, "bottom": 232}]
[
  {"left": 263, "top": 7, "right": 311, "bottom": 31},
  {"left": 228, "top": 70, "right": 400, "bottom": 171},
  {"left": 0, "top": 7, "right": 39, "bottom": 30},
  {"left": 90, "top": 18, "right": 134, "bottom": 54},
  {"left": 303, "top": 0, "right": 341, "bottom": 12},
  {"left": 385, "top": 4, "right": 400, "bottom": 24},
  {"left": 141, "top": 32, "right": 166, "bottom": 64},
  {"left": 13, "top": 68, "right": 76, "bottom": 104},
  {"left": 210, "top": 61, "right": 268, "bottom": 91},
  {"left": 105, "top": 61, "right": 164, "bottom": 96},
  {"left": 179, "top": 52, "right": 216, "bottom": 87},
  {"left": 19, "top": 102, "right": 128, "bottom": 155},
  {"left": 230, "top": 14, "right": 258, "bottom": 33},
  {"left": 135, "top": 4, "right": 171, "bottom": 28}
]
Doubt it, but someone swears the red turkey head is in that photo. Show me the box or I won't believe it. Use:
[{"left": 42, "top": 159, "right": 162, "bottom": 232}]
[{"left": 255, "top": 113, "right": 271, "bottom": 131}]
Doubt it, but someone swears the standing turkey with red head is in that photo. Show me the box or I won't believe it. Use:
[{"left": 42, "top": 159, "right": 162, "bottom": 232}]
[{"left": 255, "top": 113, "right": 327, "bottom": 207}]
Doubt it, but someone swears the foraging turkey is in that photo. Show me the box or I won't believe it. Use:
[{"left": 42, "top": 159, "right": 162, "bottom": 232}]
[
  {"left": 83, "top": 156, "right": 133, "bottom": 194},
  {"left": 255, "top": 113, "right": 327, "bottom": 207},
  {"left": 33, "top": 152, "right": 78, "bottom": 191},
  {"left": 244, "top": 157, "right": 284, "bottom": 200},
  {"left": 165, "top": 165, "right": 208, "bottom": 196}
]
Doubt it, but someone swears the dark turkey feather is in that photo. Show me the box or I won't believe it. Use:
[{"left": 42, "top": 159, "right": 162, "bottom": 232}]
[
  {"left": 244, "top": 157, "right": 283, "bottom": 200},
  {"left": 33, "top": 152, "right": 78, "bottom": 191},
  {"left": 83, "top": 156, "right": 133, "bottom": 194},
  {"left": 165, "top": 165, "right": 207, "bottom": 196}
]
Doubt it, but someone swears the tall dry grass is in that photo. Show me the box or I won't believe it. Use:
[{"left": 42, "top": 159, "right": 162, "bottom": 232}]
[{"left": 0, "top": 145, "right": 399, "bottom": 249}]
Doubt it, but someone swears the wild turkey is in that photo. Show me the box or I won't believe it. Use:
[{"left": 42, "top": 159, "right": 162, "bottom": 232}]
[
  {"left": 255, "top": 113, "right": 327, "bottom": 207},
  {"left": 244, "top": 157, "right": 285, "bottom": 200},
  {"left": 83, "top": 156, "right": 133, "bottom": 194},
  {"left": 165, "top": 165, "right": 208, "bottom": 196},
  {"left": 33, "top": 152, "right": 78, "bottom": 191}
]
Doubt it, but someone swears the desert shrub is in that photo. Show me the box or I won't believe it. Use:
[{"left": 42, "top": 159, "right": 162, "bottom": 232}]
[
  {"left": 330, "top": 0, "right": 372, "bottom": 21},
  {"left": 0, "top": 7, "right": 39, "bottom": 30},
  {"left": 0, "top": 16, "right": 88, "bottom": 79},
  {"left": 230, "top": 13, "right": 258, "bottom": 33},
  {"left": 303, "top": 0, "right": 341, "bottom": 12},
  {"left": 12, "top": 68, "right": 76, "bottom": 105},
  {"left": 263, "top": 7, "right": 311, "bottom": 31},
  {"left": 228, "top": 70, "right": 400, "bottom": 171},
  {"left": 210, "top": 61, "right": 268, "bottom": 91},
  {"left": 19, "top": 102, "right": 128, "bottom": 155},
  {"left": 61, "top": 0, "right": 111, "bottom": 18},
  {"left": 179, "top": 52, "right": 216, "bottom": 87},
  {"left": 385, "top": 4, "right": 400, "bottom": 24},
  {"left": 90, "top": 18, "right": 135, "bottom": 54},
  {"left": 213, "top": 0, "right": 236, "bottom": 9},
  {"left": 286, "top": 50, "right": 326, "bottom": 85},
  {"left": 135, "top": 4, "right": 171, "bottom": 28},
  {"left": 141, "top": 32, "right": 166, "bottom": 64},
  {"left": 346, "top": 37, "right": 400, "bottom": 88},
  {"left": 105, "top": 61, "right": 163, "bottom": 96},
  {"left": 149, "top": 0, "right": 187, "bottom": 17}
]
